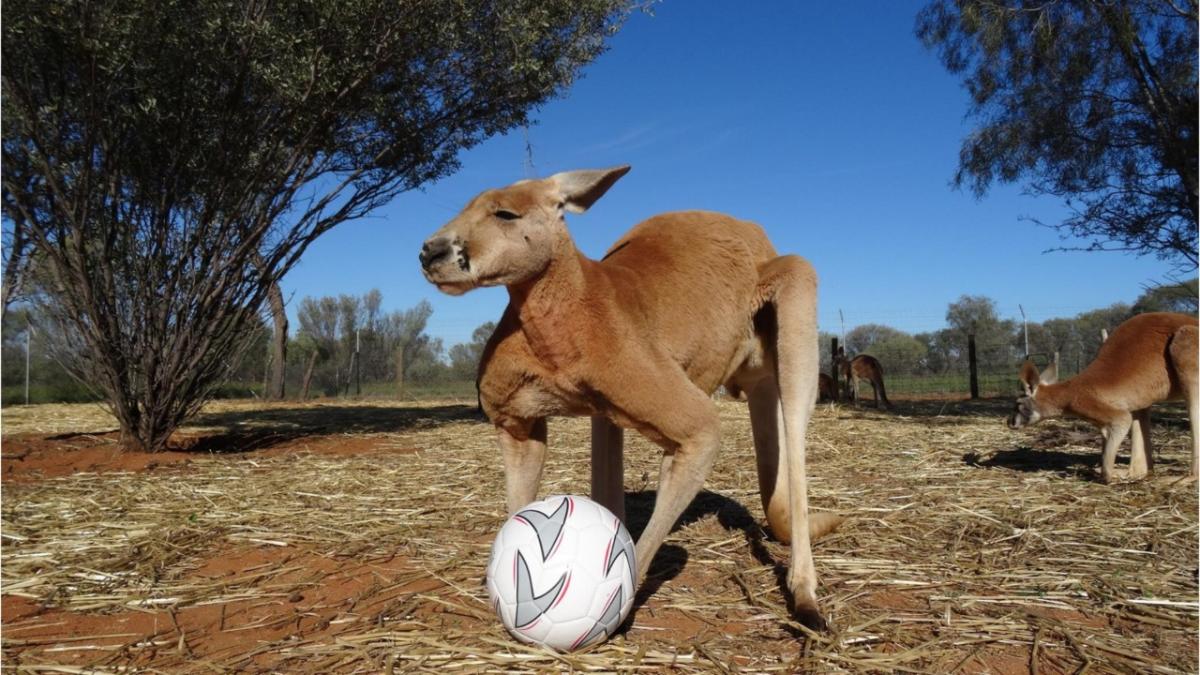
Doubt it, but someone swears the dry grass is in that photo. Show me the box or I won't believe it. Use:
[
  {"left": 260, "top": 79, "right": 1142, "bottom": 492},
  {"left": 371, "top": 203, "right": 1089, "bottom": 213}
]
[{"left": 2, "top": 397, "right": 1197, "bottom": 673}]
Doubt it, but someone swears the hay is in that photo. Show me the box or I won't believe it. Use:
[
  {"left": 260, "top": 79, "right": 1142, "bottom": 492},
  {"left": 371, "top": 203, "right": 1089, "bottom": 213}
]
[{"left": 3, "top": 398, "right": 1197, "bottom": 673}]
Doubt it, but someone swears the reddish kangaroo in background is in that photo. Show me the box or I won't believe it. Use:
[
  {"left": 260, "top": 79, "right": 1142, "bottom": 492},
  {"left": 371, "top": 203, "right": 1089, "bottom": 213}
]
[
  {"left": 834, "top": 349, "right": 891, "bottom": 409},
  {"left": 419, "top": 166, "right": 842, "bottom": 629},
  {"left": 1008, "top": 312, "right": 1199, "bottom": 484},
  {"left": 818, "top": 372, "right": 837, "bottom": 402}
]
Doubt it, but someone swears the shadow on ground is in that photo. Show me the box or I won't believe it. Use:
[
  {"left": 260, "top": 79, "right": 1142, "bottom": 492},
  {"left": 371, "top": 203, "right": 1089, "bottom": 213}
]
[
  {"left": 965, "top": 446, "right": 1098, "bottom": 475},
  {"left": 178, "top": 404, "right": 485, "bottom": 453},
  {"left": 827, "top": 396, "right": 1014, "bottom": 422},
  {"left": 621, "top": 488, "right": 813, "bottom": 638},
  {"left": 40, "top": 404, "right": 486, "bottom": 454}
]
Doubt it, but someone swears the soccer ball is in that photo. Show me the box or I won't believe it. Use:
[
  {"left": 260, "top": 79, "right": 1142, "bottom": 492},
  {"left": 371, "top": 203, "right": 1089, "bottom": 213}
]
[{"left": 486, "top": 495, "right": 636, "bottom": 651}]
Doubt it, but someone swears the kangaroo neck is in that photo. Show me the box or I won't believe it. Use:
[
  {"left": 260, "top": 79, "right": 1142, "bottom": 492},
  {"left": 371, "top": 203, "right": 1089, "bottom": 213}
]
[
  {"left": 1035, "top": 380, "right": 1072, "bottom": 418},
  {"left": 507, "top": 244, "right": 593, "bottom": 367}
]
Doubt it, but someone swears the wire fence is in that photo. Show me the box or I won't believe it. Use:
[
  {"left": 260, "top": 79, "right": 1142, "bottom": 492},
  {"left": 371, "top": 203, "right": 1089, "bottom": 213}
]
[
  {"left": 822, "top": 334, "right": 1078, "bottom": 400},
  {"left": 5, "top": 331, "right": 1074, "bottom": 407}
]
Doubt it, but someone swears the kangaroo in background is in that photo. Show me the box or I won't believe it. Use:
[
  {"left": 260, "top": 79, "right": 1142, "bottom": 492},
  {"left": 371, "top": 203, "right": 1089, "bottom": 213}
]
[
  {"left": 419, "top": 166, "right": 842, "bottom": 629},
  {"left": 1007, "top": 312, "right": 1198, "bottom": 484},
  {"left": 818, "top": 372, "right": 837, "bottom": 402},
  {"left": 835, "top": 348, "right": 891, "bottom": 409}
]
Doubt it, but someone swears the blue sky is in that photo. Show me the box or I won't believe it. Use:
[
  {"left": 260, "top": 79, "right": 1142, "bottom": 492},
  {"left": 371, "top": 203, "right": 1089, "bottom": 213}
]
[{"left": 281, "top": 2, "right": 1175, "bottom": 349}]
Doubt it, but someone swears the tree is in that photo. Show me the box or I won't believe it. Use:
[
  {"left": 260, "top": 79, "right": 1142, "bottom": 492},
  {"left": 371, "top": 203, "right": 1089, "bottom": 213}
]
[
  {"left": 844, "top": 323, "right": 910, "bottom": 355},
  {"left": 2, "top": 0, "right": 635, "bottom": 451},
  {"left": 386, "top": 301, "right": 436, "bottom": 396},
  {"left": 818, "top": 330, "right": 838, "bottom": 374},
  {"left": 448, "top": 321, "right": 497, "bottom": 381},
  {"left": 945, "top": 294, "right": 1018, "bottom": 371},
  {"left": 915, "top": 329, "right": 961, "bottom": 374},
  {"left": 1133, "top": 278, "right": 1199, "bottom": 313},
  {"left": 1, "top": 215, "right": 32, "bottom": 316},
  {"left": 869, "top": 334, "right": 929, "bottom": 376},
  {"left": 917, "top": 0, "right": 1198, "bottom": 271}
]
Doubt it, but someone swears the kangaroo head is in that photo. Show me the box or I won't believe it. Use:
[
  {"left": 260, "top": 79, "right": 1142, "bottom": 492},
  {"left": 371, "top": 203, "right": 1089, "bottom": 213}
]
[
  {"left": 419, "top": 166, "right": 630, "bottom": 295},
  {"left": 833, "top": 347, "right": 849, "bottom": 376},
  {"left": 1007, "top": 359, "right": 1058, "bottom": 429}
]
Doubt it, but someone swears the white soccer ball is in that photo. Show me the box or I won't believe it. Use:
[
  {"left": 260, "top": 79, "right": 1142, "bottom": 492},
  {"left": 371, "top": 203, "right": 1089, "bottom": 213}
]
[{"left": 486, "top": 495, "right": 637, "bottom": 651}]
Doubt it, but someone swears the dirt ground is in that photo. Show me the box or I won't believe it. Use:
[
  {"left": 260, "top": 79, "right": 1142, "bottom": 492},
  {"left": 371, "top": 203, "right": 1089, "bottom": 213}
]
[{"left": 2, "top": 397, "right": 1197, "bottom": 673}]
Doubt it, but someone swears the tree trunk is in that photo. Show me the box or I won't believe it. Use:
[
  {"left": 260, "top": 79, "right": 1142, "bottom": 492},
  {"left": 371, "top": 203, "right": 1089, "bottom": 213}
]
[
  {"left": 396, "top": 348, "right": 406, "bottom": 398},
  {"left": 266, "top": 279, "right": 288, "bottom": 400},
  {"left": 2, "top": 214, "right": 30, "bottom": 317},
  {"left": 300, "top": 350, "right": 318, "bottom": 400}
]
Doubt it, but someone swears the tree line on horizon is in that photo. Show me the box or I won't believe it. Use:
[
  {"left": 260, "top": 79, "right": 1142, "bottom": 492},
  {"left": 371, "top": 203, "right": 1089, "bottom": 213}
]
[
  {"left": 2, "top": 0, "right": 1192, "bottom": 451},
  {"left": 6, "top": 282, "right": 1193, "bottom": 406},
  {"left": 819, "top": 283, "right": 1196, "bottom": 385}
]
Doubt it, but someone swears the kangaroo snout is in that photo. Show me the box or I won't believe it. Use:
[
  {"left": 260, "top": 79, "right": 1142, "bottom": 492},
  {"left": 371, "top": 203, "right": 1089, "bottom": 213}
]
[{"left": 419, "top": 237, "right": 453, "bottom": 271}]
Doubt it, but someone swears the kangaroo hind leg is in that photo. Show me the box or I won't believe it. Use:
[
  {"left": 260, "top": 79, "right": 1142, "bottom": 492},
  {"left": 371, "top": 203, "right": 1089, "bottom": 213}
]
[
  {"left": 1168, "top": 325, "right": 1198, "bottom": 482},
  {"left": 756, "top": 254, "right": 839, "bottom": 630},
  {"left": 747, "top": 375, "right": 843, "bottom": 545}
]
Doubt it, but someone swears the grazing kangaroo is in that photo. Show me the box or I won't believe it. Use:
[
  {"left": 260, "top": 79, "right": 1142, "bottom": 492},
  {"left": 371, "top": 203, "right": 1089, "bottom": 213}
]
[
  {"left": 1007, "top": 312, "right": 1199, "bottom": 484},
  {"left": 420, "top": 166, "right": 842, "bottom": 629},
  {"left": 834, "top": 349, "right": 891, "bottom": 409}
]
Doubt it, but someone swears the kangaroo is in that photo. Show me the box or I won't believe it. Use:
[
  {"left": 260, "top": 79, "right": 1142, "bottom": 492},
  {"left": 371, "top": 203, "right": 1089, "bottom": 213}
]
[
  {"left": 419, "top": 166, "right": 842, "bottom": 629},
  {"left": 834, "top": 349, "right": 891, "bottom": 409},
  {"left": 1007, "top": 312, "right": 1199, "bottom": 483},
  {"left": 818, "top": 372, "right": 837, "bottom": 402}
]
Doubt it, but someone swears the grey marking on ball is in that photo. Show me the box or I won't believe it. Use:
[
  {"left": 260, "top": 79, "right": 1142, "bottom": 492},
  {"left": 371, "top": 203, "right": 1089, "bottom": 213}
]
[
  {"left": 516, "top": 497, "right": 569, "bottom": 562},
  {"left": 575, "top": 585, "right": 625, "bottom": 648},
  {"left": 514, "top": 549, "right": 568, "bottom": 628},
  {"left": 605, "top": 521, "right": 635, "bottom": 576}
]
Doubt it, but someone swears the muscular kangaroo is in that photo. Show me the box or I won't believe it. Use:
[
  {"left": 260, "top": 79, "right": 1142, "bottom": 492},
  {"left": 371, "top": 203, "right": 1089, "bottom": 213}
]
[{"left": 419, "top": 166, "right": 842, "bottom": 629}]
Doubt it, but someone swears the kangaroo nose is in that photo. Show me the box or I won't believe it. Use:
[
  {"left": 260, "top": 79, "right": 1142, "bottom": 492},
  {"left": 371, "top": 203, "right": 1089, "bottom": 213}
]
[{"left": 419, "top": 238, "right": 452, "bottom": 270}]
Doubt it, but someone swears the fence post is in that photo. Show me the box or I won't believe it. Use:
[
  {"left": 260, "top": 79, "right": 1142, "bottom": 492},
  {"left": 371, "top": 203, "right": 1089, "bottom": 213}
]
[
  {"left": 354, "top": 329, "right": 362, "bottom": 396},
  {"left": 830, "top": 336, "right": 840, "bottom": 402},
  {"left": 967, "top": 332, "right": 979, "bottom": 399}
]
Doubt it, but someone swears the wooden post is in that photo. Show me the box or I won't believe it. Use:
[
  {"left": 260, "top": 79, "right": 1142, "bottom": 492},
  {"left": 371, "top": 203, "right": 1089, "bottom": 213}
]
[
  {"left": 354, "top": 329, "right": 361, "bottom": 397},
  {"left": 590, "top": 417, "right": 625, "bottom": 522},
  {"left": 830, "top": 336, "right": 840, "bottom": 402},
  {"left": 967, "top": 332, "right": 979, "bottom": 399},
  {"left": 266, "top": 279, "right": 288, "bottom": 400},
  {"left": 300, "top": 350, "right": 318, "bottom": 400}
]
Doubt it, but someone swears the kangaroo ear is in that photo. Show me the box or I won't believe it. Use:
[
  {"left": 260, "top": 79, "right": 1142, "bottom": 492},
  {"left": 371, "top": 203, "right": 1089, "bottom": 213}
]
[
  {"left": 1019, "top": 360, "right": 1040, "bottom": 396},
  {"left": 551, "top": 165, "right": 631, "bottom": 213},
  {"left": 1039, "top": 361, "right": 1058, "bottom": 386}
]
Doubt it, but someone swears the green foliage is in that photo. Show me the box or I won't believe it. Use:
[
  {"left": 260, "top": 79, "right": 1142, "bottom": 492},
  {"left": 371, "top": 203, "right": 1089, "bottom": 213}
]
[
  {"left": 1133, "top": 279, "right": 1199, "bottom": 313},
  {"left": 940, "top": 293, "right": 1017, "bottom": 369},
  {"left": 844, "top": 323, "right": 909, "bottom": 354},
  {"left": 448, "top": 321, "right": 497, "bottom": 382},
  {"left": 864, "top": 335, "right": 929, "bottom": 377},
  {"left": 917, "top": 0, "right": 1198, "bottom": 270},
  {"left": 2, "top": 0, "right": 634, "bottom": 448}
]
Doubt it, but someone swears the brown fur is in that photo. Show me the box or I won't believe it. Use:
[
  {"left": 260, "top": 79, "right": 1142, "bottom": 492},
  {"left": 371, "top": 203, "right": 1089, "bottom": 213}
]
[
  {"left": 1008, "top": 312, "right": 1199, "bottom": 483},
  {"left": 834, "top": 351, "right": 891, "bottom": 408},
  {"left": 420, "top": 166, "right": 841, "bottom": 628},
  {"left": 818, "top": 372, "right": 837, "bottom": 402}
]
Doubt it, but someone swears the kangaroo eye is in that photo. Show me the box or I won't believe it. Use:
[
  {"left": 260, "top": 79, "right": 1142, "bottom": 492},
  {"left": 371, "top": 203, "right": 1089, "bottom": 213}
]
[{"left": 494, "top": 209, "right": 521, "bottom": 221}]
